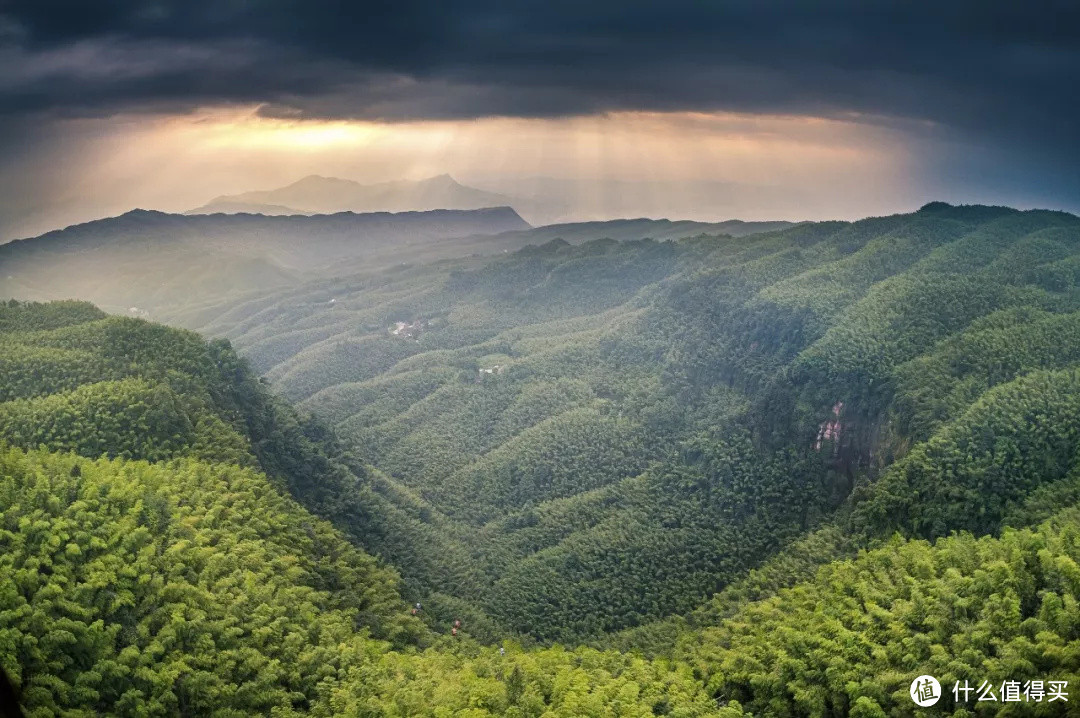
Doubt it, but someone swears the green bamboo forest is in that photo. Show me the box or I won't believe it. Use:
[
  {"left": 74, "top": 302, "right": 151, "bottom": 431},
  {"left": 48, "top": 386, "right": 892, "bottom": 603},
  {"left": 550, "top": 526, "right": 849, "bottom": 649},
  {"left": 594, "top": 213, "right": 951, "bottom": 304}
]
[{"left": 5, "top": 202, "right": 1080, "bottom": 716}]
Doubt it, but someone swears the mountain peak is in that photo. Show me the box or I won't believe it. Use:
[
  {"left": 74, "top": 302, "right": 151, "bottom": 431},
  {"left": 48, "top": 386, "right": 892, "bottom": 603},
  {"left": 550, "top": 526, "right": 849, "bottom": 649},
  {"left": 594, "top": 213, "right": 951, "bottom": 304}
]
[
  {"left": 287, "top": 174, "right": 460, "bottom": 189},
  {"left": 290, "top": 174, "right": 357, "bottom": 187},
  {"left": 917, "top": 201, "right": 953, "bottom": 212},
  {"left": 188, "top": 173, "right": 513, "bottom": 216}
]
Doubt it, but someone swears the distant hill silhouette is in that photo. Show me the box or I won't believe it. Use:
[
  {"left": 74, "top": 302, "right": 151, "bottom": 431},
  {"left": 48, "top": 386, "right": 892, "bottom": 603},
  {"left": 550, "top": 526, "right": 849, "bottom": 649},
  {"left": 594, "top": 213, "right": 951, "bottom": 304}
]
[
  {"left": 188, "top": 174, "right": 514, "bottom": 215},
  {"left": 0, "top": 207, "right": 795, "bottom": 326},
  {"left": 0, "top": 207, "right": 530, "bottom": 314},
  {"left": 461, "top": 217, "right": 795, "bottom": 245}
]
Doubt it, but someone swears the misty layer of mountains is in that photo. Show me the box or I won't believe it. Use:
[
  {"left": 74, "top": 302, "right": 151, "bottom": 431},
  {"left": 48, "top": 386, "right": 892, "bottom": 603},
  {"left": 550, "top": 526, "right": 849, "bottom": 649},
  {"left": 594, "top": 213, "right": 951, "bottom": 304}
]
[
  {"left": 0, "top": 171, "right": 809, "bottom": 243},
  {"left": 0, "top": 207, "right": 527, "bottom": 314},
  {"left": 187, "top": 174, "right": 514, "bottom": 216},
  {"left": 185, "top": 173, "right": 812, "bottom": 228},
  {"left": 0, "top": 205, "right": 790, "bottom": 319}
]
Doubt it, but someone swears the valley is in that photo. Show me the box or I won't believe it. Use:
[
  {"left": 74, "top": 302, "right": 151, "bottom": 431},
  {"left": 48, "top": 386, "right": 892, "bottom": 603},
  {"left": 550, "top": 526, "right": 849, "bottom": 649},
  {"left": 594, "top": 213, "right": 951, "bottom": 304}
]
[
  {"left": 5, "top": 201, "right": 1080, "bottom": 715},
  {"left": 4, "top": 4, "right": 1077, "bottom": 715}
]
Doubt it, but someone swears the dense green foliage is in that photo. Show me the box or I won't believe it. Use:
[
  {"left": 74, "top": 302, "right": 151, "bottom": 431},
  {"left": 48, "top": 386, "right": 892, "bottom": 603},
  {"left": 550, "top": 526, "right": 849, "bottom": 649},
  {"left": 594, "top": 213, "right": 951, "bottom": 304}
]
[
  {"left": 0, "top": 300, "right": 732, "bottom": 717},
  {"left": 683, "top": 506, "right": 1080, "bottom": 717},
  {"left": 7, "top": 200, "right": 1080, "bottom": 715},
  {"left": 0, "top": 448, "right": 414, "bottom": 715},
  {"left": 185, "top": 202, "right": 1080, "bottom": 645},
  {"left": 1, "top": 440, "right": 730, "bottom": 717}
]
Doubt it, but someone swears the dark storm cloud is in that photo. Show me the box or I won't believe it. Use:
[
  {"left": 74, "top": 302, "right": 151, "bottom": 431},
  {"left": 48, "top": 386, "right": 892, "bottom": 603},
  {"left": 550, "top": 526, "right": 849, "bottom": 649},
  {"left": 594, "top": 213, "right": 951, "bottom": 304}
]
[{"left": 1, "top": 1, "right": 1079, "bottom": 153}]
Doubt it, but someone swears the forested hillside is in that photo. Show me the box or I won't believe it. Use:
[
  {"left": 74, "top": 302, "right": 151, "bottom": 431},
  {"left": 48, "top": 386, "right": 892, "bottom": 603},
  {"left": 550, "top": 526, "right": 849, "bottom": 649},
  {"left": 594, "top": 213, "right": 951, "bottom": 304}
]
[
  {"left": 0, "top": 301, "right": 729, "bottom": 716},
  {"left": 0, "top": 207, "right": 529, "bottom": 316},
  {"left": 0, "top": 208, "right": 789, "bottom": 329},
  {"left": 180, "top": 202, "right": 1080, "bottom": 646},
  {"left": 6, "top": 201, "right": 1080, "bottom": 716}
]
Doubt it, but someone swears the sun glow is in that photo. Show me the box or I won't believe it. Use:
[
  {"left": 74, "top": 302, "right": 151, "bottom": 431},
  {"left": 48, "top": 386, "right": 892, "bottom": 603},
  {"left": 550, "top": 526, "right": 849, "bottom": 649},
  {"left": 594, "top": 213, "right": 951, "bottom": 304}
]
[
  {"left": 9, "top": 104, "right": 925, "bottom": 238},
  {"left": 193, "top": 115, "right": 388, "bottom": 150},
  {"left": 133, "top": 105, "right": 909, "bottom": 185}
]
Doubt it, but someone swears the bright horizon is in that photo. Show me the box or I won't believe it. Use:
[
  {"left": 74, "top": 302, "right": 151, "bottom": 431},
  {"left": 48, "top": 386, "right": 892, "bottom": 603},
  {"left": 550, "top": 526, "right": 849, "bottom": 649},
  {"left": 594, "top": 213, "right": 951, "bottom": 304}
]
[
  {"left": 2, "top": 107, "right": 935, "bottom": 238},
  {"left": 2, "top": 3, "right": 1078, "bottom": 239}
]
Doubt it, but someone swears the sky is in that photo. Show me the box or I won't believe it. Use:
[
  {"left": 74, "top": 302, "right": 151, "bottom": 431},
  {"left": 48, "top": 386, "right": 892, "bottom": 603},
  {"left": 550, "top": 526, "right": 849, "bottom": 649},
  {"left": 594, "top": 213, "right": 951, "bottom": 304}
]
[{"left": 1, "top": 1, "right": 1078, "bottom": 238}]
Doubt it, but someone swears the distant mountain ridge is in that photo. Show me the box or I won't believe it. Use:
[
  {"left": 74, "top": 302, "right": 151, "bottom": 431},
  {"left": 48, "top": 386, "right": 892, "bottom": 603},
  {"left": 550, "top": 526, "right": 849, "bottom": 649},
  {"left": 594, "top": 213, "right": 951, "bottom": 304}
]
[
  {"left": 188, "top": 174, "right": 515, "bottom": 216},
  {"left": 0, "top": 206, "right": 530, "bottom": 315},
  {"left": 0, "top": 205, "right": 796, "bottom": 330},
  {"left": 465, "top": 217, "right": 796, "bottom": 244},
  {"left": 5, "top": 205, "right": 530, "bottom": 258}
]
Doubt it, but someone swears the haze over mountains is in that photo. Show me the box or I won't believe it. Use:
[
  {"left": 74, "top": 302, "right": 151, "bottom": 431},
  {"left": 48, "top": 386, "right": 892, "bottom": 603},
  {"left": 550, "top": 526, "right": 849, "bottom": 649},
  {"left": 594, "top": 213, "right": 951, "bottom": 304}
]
[
  {"left": 184, "top": 173, "right": 814, "bottom": 229},
  {"left": 0, "top": 206, "right": 530, "bottom": 315},
  {"left": 1, "top": 172, "right": 817, "bottom": 241},
  {"left": 471, "top": 217, "right": 794, "bottom": 245},
  {"left": 187, "top": 174, "right": 515, "bottom": 217},
  {"left": 469, "top": 176, "right": 826, "bottom": 226},
  {"left": 0, "top": 205, "right": 790, "bottom": 322}
]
